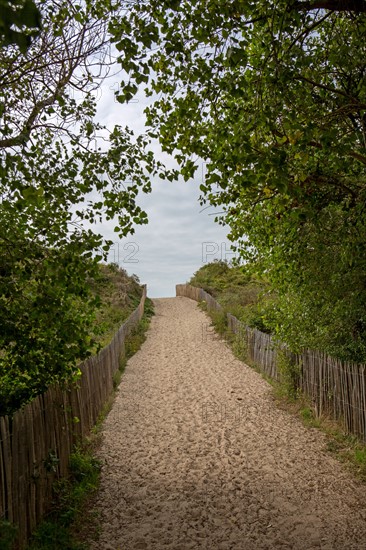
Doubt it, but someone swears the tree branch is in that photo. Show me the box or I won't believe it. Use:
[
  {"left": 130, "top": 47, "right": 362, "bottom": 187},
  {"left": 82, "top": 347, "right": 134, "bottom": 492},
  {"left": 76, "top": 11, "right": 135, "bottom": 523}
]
[
  {"left": 349, "top": 151, "right": 366, "bottom": 165},
  {"left": 0, "top": 74, "right": 71, "bottom": 148},
  {"left": 292, "top": 0, "right": 366, "bottom": 12},
  {"left": 294, "top": 75, "right": 353, "bottom": 98}
]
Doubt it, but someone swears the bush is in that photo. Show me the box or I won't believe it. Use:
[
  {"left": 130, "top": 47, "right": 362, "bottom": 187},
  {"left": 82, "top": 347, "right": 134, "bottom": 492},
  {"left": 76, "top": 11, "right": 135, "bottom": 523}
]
[{"left": 189, "top": 261, "right": 274, "bottom": 334}]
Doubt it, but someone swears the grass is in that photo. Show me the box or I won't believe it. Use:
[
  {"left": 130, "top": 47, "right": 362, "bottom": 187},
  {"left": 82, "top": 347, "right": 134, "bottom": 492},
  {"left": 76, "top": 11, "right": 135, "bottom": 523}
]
[
  {"left": 125, "top": 297, "right": 154, "bottom": 359},
  {"left": 0, "top": 520, "right": 18, "bottom": 550},
  {"left": 273, "top": 391, "right": 366, "bottom": 481},
  {"left": 24, "top": 298, "right": 154, "bottom": 550},
  {"left": 274, "top": 364, "right": 366, "bottom": 481},
  {"left": 89, "top": 263, "right": 143, "bottom": 350},
  {"left": 26, "top": 448, "right": 101, "bottom": 550},
  {"left": 208, "top": 308, "right": 228, "bottom": 337},
  {"left": 190, "top": 260, "right": 274, "bottom": 333}
]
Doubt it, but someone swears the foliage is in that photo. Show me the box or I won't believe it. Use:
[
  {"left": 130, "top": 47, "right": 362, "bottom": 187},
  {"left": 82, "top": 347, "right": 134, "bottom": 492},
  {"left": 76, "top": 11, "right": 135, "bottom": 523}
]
[
  {"left": 0, "top": 262, "right": 143, "bottom": 416},
  {"left": 189, "top": 261, "right": 273, "bottom": 332},
  {"left": 0, "top": 0, "right": 41, "bottom": 51},
  {"left": 124, "top": 297, "right": 154, "bottom": 359},
  {"left": 0, "top": 0, "right": 174, "bottom": 231},
  {"left": 247, "top": 202, "right": 366, "bottom": 360},
  {"left": 208, "top": 308, "right": 228, "bottom": 337},
  {"left": 89, "top": 263, "right": 143, "bottom": 350},
  {"left": 112, "top": 1, "right": 366, "bottom": 362},
  {"left": 276, "top": 348, "right": 301, "bottom": 400},
  {"left": 0, "top": 0, "right": 176, "bottom": 416},
  {"left": 190, "top": 260, "right": 247, "bottom": 297},
  {"left": 26, "top": 448, "right": 101, "bottom": 550},
  {"left": 0, "top": 519, "right": 18, "bottom": 550},
  {"left": 0, "top": 247, "right": 100, "bottom": 416},
  {"left": 231, "top": 331, "right": 248, "bottom": 362}
]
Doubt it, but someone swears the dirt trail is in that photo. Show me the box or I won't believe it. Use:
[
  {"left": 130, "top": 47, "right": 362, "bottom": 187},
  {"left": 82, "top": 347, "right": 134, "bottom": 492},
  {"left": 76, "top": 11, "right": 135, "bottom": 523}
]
[{"left": 88, "top": 297, "right": 366, "bottom": 550}]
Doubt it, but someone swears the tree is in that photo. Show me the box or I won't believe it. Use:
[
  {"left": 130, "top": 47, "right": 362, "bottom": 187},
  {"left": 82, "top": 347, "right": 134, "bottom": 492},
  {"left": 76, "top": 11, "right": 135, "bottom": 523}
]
[
  {"left": 0, "top": 0, "right": 41, "bottom": 51},
  {"left": 111, "top": 1, "right": 366, "bottom": 360},
  {"left": 0, "top": 0, "right": 175, "bottom": 413}
]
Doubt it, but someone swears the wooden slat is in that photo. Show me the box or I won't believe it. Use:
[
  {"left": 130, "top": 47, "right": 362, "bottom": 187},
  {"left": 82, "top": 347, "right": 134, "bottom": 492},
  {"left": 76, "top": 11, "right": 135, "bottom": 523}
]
[
  {"left": 0, "top": 416, "right": 11, "bottom": 522},
  {"left": 177, "top": 283, "right": 366, "bottom": 442}
]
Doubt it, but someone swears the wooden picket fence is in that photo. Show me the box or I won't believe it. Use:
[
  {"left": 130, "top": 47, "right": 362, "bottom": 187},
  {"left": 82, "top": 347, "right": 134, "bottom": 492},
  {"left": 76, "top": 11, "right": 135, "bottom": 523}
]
[
  {"left": 0, "top": 286, "right": 146, "bottom": 549},
  {"left": 177, "top": 284, "right": 366, "bottom": 441}
]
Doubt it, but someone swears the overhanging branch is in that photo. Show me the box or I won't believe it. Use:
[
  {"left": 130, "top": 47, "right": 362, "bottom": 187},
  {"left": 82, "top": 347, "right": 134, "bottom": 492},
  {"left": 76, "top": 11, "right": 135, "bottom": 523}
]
[{"left": 292, "top": 0, "right": 366, "bottom": 12}]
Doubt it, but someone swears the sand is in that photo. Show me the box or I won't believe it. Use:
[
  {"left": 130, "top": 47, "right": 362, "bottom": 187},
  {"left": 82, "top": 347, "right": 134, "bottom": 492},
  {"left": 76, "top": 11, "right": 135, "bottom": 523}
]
[{"left": 88, "top": 297, "right": 366, "bottom": 549}]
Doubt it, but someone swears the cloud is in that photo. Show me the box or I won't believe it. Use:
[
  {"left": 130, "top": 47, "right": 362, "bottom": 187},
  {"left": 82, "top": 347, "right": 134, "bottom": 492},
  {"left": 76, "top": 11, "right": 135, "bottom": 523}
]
[{"left": 92, "top": 74, "right": 234, "bottom": 297}]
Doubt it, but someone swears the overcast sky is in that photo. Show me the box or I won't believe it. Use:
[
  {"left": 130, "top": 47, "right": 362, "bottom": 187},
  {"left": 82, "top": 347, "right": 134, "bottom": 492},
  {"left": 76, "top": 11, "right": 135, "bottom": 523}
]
[{"left": 92, "top": 75, "right": 236, "bottom": 298}]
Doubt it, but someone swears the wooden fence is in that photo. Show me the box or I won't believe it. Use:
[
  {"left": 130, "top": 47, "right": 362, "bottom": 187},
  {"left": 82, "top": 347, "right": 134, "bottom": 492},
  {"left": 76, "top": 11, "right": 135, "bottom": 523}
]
[
  {"left": 177, "top": 284, "right": 366, "bottom": 441},
  {"left": 0, "top": 286, "right": 146, "bottom": 549}
]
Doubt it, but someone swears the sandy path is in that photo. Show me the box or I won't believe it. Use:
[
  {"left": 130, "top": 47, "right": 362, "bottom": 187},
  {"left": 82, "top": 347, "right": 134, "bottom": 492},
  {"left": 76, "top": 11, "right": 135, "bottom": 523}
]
[{"left": 89, "top": 297, "right": 366, "bottom": 550}]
